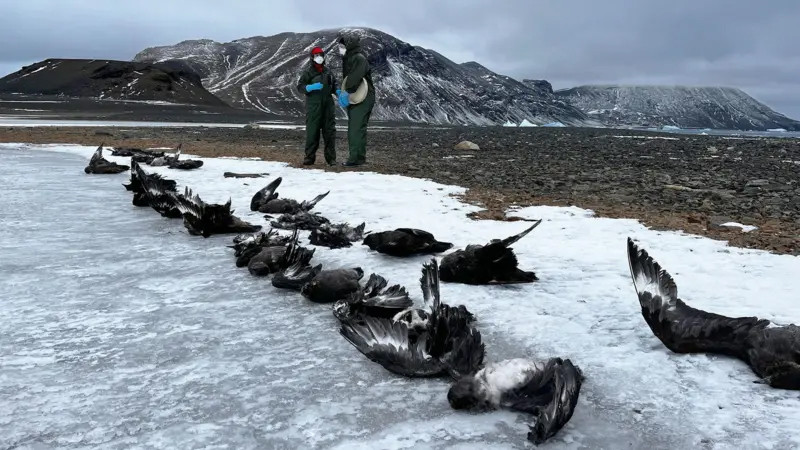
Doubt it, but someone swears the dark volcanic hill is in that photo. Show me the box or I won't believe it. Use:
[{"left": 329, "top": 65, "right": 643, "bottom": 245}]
[
  {"left": 133, "top": 28, "right": 594, "bottom": 126},
  {"left": 555, "top": 85, "right": 800, "bottom": 131},
  {"left": 0, "top": 59, "right": 228, "bottom": 107}
]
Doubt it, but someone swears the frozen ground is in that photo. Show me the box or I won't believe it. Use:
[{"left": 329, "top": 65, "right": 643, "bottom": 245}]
[{"left": 1, "top": 144, "right": 799, "bottom": 449}]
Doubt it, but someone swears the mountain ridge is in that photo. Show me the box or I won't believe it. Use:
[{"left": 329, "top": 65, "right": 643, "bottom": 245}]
[
  {"left": 0, "top": 58, "right": 228, "bottom": 107},
  {"left": 134, "top": 27, "right": 594, "bottom": 127},
  {"left": 555, "top": 84, "right": 800, "bottom": 131}
]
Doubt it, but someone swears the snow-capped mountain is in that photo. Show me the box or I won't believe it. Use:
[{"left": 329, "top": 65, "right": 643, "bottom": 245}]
[
  {"left": 0, "top": 59, "right": 227, "bottom": 106},
  {"left": 133, "top": 28, "right": 593, "bottom": 126},
  {"left": 555, "top": 85, "right": 800, "bottom": 131}
]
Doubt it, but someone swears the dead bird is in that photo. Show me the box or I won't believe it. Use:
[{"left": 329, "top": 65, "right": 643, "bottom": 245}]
[
  {"left": 363, "top": 228, "right": 452, "bottom": 257},
  {"left": 134, "top": 162, "right": 182, "bottom": 218},
  {"left": 332, "top": 273, "right": 412, "bottom": 322},
  {"left": 439, "top": 220, "right": 541, "bottom": 285},
  {"left": 447, "top": 357, "right": 583, "bottom": 445},
  {"left": 301, "top": 268, "right": 364, "bottom": 304},
  {"left": 84, "top": 144, "right": 129, "bottom": 174},
  {"left": 246, "top": 229, "right": 314, "bottom": 277},
  {"left": 272, "top": 235, "right": 321, "bottom": 290},
  {"left": 167, "top": 144, "right": 203, "bottom": 170},
  {"left": 250, "top": 176, "right": 330, "bottom": 214},
  {"left": 309, "top": 222, "right": 367, "bottom": 249},
  {"left": 172, "top": 187, "right": 261, "bottom": 238},
  {"left": 111, "top": 147, "right": 165, "bottom": 164},
  {"left": 338, "top": 259, "right": 484, "bottom": 379},
  {"left": 229, "top": 230, "right": 291, "bottom": 267},
  {"left": 627, "top": 238, "right": 800, "bottom": 390},
  {"left": 269, "top": 211, "right": 331, "bottom": 231}
]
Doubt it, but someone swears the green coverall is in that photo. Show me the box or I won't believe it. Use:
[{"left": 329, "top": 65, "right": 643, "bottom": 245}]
[
  {"left": 297, "top": 64, "right": 338, "bottom": 165},
  {"left": 340, "top": 36, "right": 376, "bottom": 165}
]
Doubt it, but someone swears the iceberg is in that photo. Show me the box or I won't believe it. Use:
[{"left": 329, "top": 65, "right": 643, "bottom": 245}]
[{"left": 519, "top": 119, "right": 537, "bottom": 127}]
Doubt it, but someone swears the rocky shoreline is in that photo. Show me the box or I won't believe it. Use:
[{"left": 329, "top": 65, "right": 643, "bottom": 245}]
[{"left": 2, "top": 125, "right": 798, "bottom": 255}]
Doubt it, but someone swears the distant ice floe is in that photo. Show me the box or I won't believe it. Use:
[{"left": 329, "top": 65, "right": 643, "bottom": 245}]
[
  {"left": 502, "top": 120, "right": 517, "bottom": 127},
  {"left": 612, "top": 135, "right": 681, "bottom": 141},
  {"left": 542, "top": 121, "right": 566, "bottom": 127},
  {"left": 661, "top": 125, "right": 681, "bottom": 131},
  {"left": 767, "top": 128, "right": 787, "bottom": 132},
  {"left": 519, "top": 119, "right": 537, "bottom": 127}
]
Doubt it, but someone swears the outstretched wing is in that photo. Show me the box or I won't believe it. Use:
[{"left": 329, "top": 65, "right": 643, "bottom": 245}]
[
  {"left": 502, "top": 358, "right": 582, "bottom": 446},
  {"left": 626, "top": 238, "right": 762, "bottom": 356},
  {"left": 500, "top": 220, "right": 542, "bottom": 247},
  {"left": 173, "top": 186, "right": 205, "bottom": 219},
  {"left": 89, "top": 144, "right": 104, "bottom": 164},
  {"left": 300, "top": 190, "right": 330, "bottom": 211},
  {"left": 339, "top": 316, "right": 446, "bottom": 378},
  {"left": 420, "top": 258, "right": 441, "bottom": 313},
  {"left": 250, "top": 177, "right": 282, "bottom": 211}
]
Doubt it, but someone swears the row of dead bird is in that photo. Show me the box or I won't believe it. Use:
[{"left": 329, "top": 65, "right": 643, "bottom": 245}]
[
  {"left": 87, "top": 144, "right": 800, "bottom": 445},
  {"left": 84, "top": 144, "right": 203, "bottom": 174}
]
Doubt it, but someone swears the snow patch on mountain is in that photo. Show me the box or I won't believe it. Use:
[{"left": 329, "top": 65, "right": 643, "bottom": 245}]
[
  {"left": 134, "top": 28, "right": 595, "bottom": 127},
  {"left": 555, "top": 85, "right": 800, "bottom": 131}
]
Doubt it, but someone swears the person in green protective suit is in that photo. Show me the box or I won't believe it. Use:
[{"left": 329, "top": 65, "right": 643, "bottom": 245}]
[
  {"left": 297, "top": 46, "right": 338, "bottom": 166},
  {"left": 336, "top": 30, "right": 376, "bottom": 167}
]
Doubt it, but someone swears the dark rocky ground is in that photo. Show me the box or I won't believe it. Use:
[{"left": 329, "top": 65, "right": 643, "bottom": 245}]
[{"left": 1, "top": 124, "right": 798, "bottom": 255}]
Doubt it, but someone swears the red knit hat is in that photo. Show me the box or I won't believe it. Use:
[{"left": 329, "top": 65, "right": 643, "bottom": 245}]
[{"left": 311, "top": 46, "right": 324, "bottom": 55}]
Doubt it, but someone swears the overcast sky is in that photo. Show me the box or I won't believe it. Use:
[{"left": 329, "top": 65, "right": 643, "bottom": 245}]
[{"left": 2, "top": 0, "right": 798, "bottom": 119}]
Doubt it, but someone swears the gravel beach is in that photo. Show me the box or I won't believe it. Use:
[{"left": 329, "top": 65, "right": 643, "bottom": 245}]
[{"left": 2, "top": 124, "right": 798, "bottom": 255}]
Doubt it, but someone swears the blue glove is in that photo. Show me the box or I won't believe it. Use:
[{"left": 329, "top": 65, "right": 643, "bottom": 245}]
[
  {"left": 338, "top": 90, "right": 350, "bottom": 107},
  {"left": 305, "top": 82, "right": 323, "bottom": 93}
]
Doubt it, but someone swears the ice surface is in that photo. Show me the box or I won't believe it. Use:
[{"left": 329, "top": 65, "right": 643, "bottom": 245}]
[{"left": 1, "top": 144, "right": 800, "bottom": 449}]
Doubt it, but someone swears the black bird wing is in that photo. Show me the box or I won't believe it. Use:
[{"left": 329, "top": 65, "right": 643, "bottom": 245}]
[
  {"left": 273, "top": 262, "right": 322, "bottom": 290},
  {"left": 339, "top": 316, "right": 447, "bottom": 377},
  {"left": 420, "top": 258, "right": 441, "bottom": 312},
  {"left": 395, "top": 228, "right": 434, "bottom": 239},
  {"left": 627, "top": 238, "right": 763, "bottom": 358},
  {"left": 299, "top": 190, "right": 330, "bottom": 211},
  {"left": 173, "top": 187, "right": 204, "bottom": 220},
  {"left": 250, "top": 177, "right": 282, "bottom": 211},
  {"left": 89, "top": 144, "right": 104, "bottom": 165},
  {"left": 503, "top": 358, "right": 583, "bottom": 445},
  {"left": 442, "top": 325, "right": 485, "bottom": 379},
  {"left": 500, "top": 220, "right": 542, "bottom": 247}
]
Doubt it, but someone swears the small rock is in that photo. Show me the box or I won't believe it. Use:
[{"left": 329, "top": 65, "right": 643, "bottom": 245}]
[
  {"left": 406, "top": 165, "right": 420, "bottom": 172},
  {"left": 745, "top": 179, "right": 770, "bottom": 187},
  {"left": 223, "top": 172, "right": 267, "bottom": 178},
  {"left": 94, "top": 130, "right": 114, "bottom": 136},
  {"left": 432, "top": 143, "right": 440, "bottom": 148},
  {"left": 633, "top": 408, "right": 642, "bottom": 414},
  {"left": 453, "top": 140, "right": 480, "bottom": 151},
  {"left": 707, "top": 146, "right": 718, "bottom": 153}
]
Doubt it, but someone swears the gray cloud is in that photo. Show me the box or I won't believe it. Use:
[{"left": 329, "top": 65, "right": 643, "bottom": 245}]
[{"left": 2, "top": 0, "right": 798, "bottom": 119}]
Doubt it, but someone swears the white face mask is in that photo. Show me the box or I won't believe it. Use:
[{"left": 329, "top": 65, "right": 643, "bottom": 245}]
[
  {"left": 313, "top": 55, "right": 324, "bottom": 64},
  {"left": 338, "top": 45, "right": 347, "bottom": 56}
]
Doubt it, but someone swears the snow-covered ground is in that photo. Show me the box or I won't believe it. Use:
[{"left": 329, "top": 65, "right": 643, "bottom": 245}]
[{"left": 2, "top": 143, "right": 799, "bottom": 449}]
